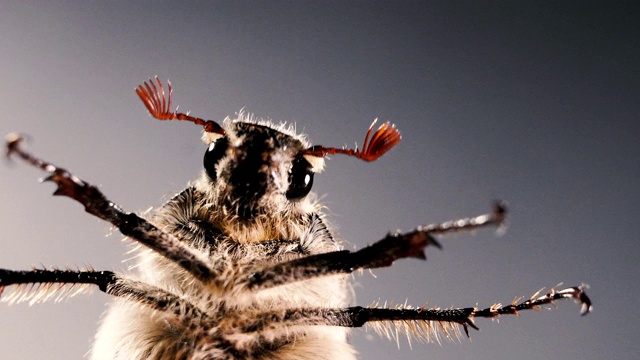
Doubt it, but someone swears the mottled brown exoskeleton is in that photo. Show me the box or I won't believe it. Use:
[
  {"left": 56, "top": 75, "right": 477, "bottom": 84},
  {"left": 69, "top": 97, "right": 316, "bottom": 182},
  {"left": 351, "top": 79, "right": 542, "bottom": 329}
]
[{"left": 1, "top": 78, "right": 591, "bottom": 359}]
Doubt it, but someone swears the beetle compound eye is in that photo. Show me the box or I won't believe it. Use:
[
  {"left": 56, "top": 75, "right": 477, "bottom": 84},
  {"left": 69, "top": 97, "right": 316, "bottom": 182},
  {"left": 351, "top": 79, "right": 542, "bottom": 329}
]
[
  {"left": 203, "top": 137, "right": 229, "bottom": 181},
  {"left": 286, "top": 156, "right": 314, "bottom": 200}
]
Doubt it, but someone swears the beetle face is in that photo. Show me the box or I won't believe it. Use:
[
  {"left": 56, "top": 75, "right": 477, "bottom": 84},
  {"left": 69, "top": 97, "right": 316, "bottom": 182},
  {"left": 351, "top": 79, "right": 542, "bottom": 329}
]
[{"left": 204, "top": 122, "right": 315, "bottom": 221}]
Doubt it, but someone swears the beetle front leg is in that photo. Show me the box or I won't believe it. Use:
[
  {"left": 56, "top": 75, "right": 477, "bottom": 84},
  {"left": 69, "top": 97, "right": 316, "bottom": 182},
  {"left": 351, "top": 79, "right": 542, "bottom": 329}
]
[
  {"left": 241, "top": 203, "right": 506, "bottom": 292},
  {"left": 5, "top": 134, "right": 214, "bottom": 283}
]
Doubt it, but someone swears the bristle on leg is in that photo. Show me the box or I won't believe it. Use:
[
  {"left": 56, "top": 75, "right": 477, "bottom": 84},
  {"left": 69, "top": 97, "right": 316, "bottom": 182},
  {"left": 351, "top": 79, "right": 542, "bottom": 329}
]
[{"left": 357, "top": 285, "right": 591, "bottom": 346}]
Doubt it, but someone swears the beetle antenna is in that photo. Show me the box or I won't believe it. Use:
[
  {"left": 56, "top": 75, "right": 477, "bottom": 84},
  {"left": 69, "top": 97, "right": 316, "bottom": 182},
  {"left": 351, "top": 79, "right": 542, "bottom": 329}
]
[
  {"left": 304, "top": 119, "right": 401, "bottom": 162},
  {"left": 135, "top": 77, "right": 226, "bottom": 136}
]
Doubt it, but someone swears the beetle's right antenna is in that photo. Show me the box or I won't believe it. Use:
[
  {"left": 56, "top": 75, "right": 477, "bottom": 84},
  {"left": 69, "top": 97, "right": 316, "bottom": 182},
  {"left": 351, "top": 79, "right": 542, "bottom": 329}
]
[
  {"left": 135, "top": 77, "right": 226, "bottom": 136},
  {"left": 303, "top": 120, "right": 401, "bottom": 162}
]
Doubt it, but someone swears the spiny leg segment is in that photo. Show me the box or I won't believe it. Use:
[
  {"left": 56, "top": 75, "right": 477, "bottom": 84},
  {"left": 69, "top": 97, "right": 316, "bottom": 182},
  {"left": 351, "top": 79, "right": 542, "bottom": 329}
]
[
  {"left": 340, "top": 285, "right": 592, "bottom": 336},
  {"left": 0, "top": 268, "right": 115, "bottom": 304},
  {"left": 0, "top": 268, "right": 205, "bottom": 319},
  {"left": 245, "top": 203, "right": 506, "bottom": 291},
  {"left": 5, "top": 134, "right": 214, "bottom": 283}
]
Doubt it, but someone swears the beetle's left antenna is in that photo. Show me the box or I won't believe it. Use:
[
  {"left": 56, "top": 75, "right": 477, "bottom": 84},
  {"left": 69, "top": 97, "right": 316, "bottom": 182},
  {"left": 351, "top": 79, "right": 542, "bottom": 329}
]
[{"left": 135, "top": 77, "right": 226, "bottom": 136}]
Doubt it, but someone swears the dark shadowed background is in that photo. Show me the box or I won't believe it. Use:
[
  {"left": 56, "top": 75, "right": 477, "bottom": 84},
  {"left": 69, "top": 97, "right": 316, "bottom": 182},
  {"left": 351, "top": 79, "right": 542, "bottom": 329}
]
[{"left": 1, "top": 1, "right": 638, "bottom": 359}]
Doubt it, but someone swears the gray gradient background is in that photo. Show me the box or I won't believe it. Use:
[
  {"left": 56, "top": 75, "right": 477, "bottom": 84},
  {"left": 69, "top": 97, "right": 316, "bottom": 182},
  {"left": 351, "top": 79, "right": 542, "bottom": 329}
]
[{"left": 1, "top": 1, "right": 638, "bottom": 359}]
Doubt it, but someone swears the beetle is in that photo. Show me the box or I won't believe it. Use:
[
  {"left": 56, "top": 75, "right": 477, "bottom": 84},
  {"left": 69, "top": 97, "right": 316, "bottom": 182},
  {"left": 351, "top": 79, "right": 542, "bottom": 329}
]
[{"left": 1, "top": 78, "right": 591, "bottom": 359}]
